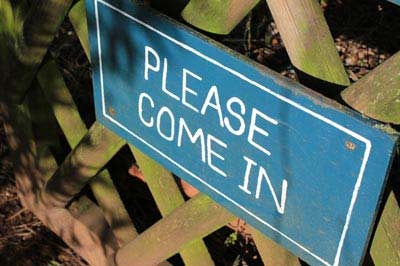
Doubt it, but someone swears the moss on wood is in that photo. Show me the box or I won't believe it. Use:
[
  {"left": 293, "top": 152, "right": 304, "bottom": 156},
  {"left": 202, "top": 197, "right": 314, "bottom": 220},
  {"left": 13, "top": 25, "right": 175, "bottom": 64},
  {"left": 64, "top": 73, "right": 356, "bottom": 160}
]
[
  {"left": 182, "top": 0, "right": 259, "bottom": 35},
  {"left": 342, "top": 52, "right": 400, "bottom": 124}
]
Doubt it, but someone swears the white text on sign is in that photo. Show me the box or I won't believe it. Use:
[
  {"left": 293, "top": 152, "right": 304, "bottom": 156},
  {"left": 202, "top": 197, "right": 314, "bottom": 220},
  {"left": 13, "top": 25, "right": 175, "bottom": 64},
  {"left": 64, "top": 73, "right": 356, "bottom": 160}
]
[{"left": 139, "top": 45, "right": 288, "bottom": 214}]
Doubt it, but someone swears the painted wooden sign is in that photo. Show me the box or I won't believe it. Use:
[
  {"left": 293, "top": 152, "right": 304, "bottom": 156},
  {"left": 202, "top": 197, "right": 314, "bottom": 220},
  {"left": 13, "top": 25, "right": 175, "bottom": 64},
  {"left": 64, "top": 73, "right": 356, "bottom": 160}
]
[
  {"left": 86, "top": 0, "right": 397, "bottom": 265},
  {"left": 388, "top": 0, "right": 400, "bottom": 6}
]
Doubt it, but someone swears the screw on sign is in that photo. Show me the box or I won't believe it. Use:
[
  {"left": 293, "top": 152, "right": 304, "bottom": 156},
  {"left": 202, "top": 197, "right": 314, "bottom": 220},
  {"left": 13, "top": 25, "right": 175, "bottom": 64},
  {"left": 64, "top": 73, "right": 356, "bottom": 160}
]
[{"left": 86, "top": 0, "right": 397, "bottom": 265}]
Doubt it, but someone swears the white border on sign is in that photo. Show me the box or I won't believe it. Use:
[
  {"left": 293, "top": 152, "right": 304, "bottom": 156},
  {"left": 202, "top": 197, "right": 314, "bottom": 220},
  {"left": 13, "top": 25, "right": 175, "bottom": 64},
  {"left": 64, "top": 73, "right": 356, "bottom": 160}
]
[{"left": 94, "top": 1, "right": 372, "bottom": 265}]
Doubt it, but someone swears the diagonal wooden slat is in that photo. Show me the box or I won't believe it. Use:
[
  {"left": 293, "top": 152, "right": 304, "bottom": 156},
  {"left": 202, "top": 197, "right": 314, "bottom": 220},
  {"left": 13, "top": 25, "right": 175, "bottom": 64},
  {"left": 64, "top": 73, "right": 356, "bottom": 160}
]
[
  {"left": 130, "top": 145, "right": 215, "bottom": 266},
  {"left": 37, "top": 60, "right": 138, "bottom": 245},
  {"left": 26, "top": 81, "right": 62, "bottom": 154},
  {"left": 26, "top": 81, "right": 121, "bottom": 250},
  {"left": 181, "top": 0, "right": 260, "bottom": 35},
  {"left": 0, "top": 102, "right": 116, "bottom": 266},
  {"left": 370, "top": 191, "right": 400, "bottom": 266},
  {"left": 35, "top": 65, "right": 137, "bottom": 245},
  {"left": 69, "top": 0, "right": 91, "bottom": 61},
  {"left": 341, "top": 51, "right": 400, "bottom": 124},
  {"left": 40, "top": 121, "right": 125, "bottom": 208},
  {"left": 0, "top": 0, "right": 74, "bottom": 103},
  {"left": 37, "top": 61, "right": 88, "bottom": 148},
  {"left": 112, "top": 194, "right": 235, "bottom": 266},
  {"left": 265, "top": 0, "right": 349, "bottom": 89}
]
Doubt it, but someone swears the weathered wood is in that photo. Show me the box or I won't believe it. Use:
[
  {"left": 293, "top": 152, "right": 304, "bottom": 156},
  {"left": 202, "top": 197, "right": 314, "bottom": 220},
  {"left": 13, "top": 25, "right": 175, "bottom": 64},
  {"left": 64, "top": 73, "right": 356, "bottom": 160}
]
[
  {"left": 113, "top": 194, "right": 235, "bottom": 266},
  {"left": 26, "top": 84, "right": 121, "bottom": 252},
  {"left": 0, "top": 0, "right": 29, "bottom": 56},
  {"left": 26, "top": 81, "right": 61, "bottom": 151},
  {"left": 90, "top": 171, "right": 139, "bottom": 245},
  {"left": 68, "top": 196, "right": 120, "bottom": 249},
  {"left": 69, "top": 1, "right": 91, "bottom": 61},
  {"left": 370, "top": 191, "right": 400, "bottom": 266},
  {"left": 40, "top": 121, "right": 125, "bottom": 208},
  {"left": 181, "top": 0, "right": 259, "bottom": 35},
  {"left": 341, "top": 52, "right": 400, "bottom": 124},
  {"left": 249, "top": 226, "right": 301, "bottom": 266},
  {"left": 129, "top": 146, "right": 185, "bottom": 215},
  {"left": 37, "top": 60, "right": 138, "bottom": 245},
  {"left": 36, "top": 60, "right": 89, "bottom": 148},
  {"left": 265, "top": 0, "right": 349, "bottom": 88},
  {"left": 0, "top": 0, "right": 74, "bottom": 103},
  {"left": 130, "top": 145, "right": 215, "bottom": 266},
  {"left": 0, "top": 103, "right": 116, "bottom": 266},
  {"left": 36, "top": 146, "right": 119, "bottom": 252}
]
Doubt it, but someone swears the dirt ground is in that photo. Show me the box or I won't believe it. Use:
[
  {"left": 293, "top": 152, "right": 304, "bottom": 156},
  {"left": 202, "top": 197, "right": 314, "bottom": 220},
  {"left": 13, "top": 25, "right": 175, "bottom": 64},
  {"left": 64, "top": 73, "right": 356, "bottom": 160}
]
[{"left": 0, "top": 0, "right": 399, "bottom": 266}]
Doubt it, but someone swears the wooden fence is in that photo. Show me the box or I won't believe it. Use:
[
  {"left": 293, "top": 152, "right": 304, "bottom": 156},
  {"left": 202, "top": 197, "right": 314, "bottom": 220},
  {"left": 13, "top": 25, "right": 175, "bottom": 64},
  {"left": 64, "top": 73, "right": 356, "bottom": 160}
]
[{"left": 0, "top": 0, "right": 399, "bottom": 265}]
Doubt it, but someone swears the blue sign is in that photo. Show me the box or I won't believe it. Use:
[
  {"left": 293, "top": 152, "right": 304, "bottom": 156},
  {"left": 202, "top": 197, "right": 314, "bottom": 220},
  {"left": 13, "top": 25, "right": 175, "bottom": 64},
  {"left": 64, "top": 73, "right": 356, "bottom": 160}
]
[
  {"left": 388, "top": 0, "right": 400, "bottom": 6},
  {"left": 86, "top": 1, "right": 397, "bottom": 265}
]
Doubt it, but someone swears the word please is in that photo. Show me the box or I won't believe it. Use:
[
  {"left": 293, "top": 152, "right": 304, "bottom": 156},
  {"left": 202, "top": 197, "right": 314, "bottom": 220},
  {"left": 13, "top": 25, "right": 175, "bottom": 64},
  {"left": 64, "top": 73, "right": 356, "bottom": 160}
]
[{"left": 144, "top": 46, "right": 278, "bottom": 157}]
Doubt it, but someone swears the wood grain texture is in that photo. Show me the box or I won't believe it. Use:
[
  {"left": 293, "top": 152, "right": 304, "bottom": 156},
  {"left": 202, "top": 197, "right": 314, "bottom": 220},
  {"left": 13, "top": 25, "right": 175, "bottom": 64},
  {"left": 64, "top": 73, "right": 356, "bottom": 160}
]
[
  {"left": 40, "top": 121, "right": 125, "bottom": 208},
  {"left": 265, "top": 0, "right": 349, "bottom": 87},
  {"left": 0, "top": 103, "right": 116, "bottom": 266},
  {"left": 26, "top": 83, "right": 121, "bottom": 253},
  {"left": 341, "top": 52, "right": 400, "bottom": 124},
  {"left": 130, "top": 145, "right": 215, "bottom": 266},
  {"left": 182, "top": 0, "right": 259, "bottom": 34},
  {"left": 0, "top": 0, "right": 74, "bottom": 103},
  {"left": 370, "top": 191, "right": 400, "bottom": 266},
  {"left": 69, "top": 1, "right": 91, "bottom": 61},
  {"left": 113, "top": 195, "right": 234, "bottom": 266},
  {"left": 31, "top": 75, "right": 136, "bottom": 245}
]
